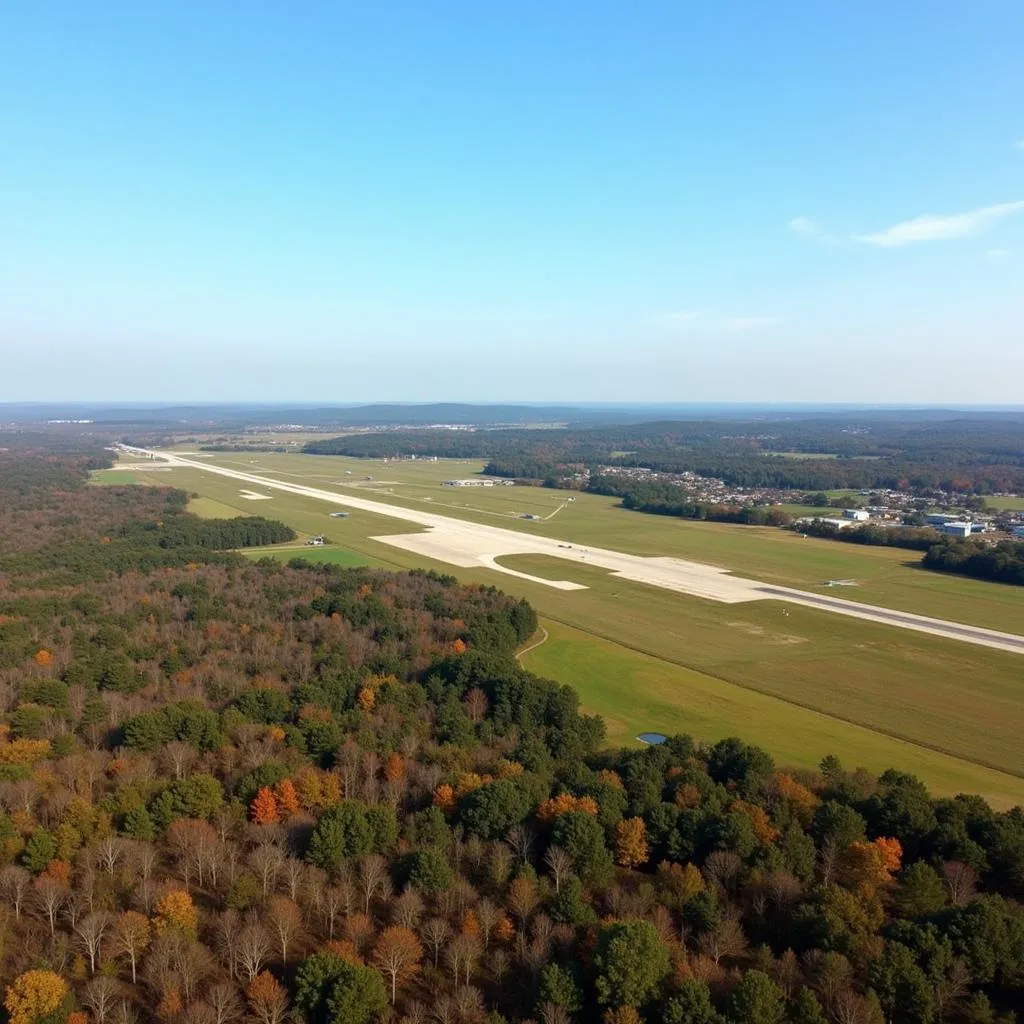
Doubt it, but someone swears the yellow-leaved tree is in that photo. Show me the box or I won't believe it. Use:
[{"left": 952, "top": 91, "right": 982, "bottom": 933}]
[
  {"left": 153, "top": 889, "right": 199, "bottom": 937},
  {"left": 614, "top": 817, "right": 649, "bottom": 868},
  {"left": 4, "top": 970, "right": 69, "bottom": 1024}
]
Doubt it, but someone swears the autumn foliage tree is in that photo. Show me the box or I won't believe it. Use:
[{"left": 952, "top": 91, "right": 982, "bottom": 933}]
[
  {"left": 371, "top": 926, "right": 423, "bottom": 1004},
  {"left": 152, "top": 889, "right": 198, "bottom": 938},
  {"left": 614, "top": 817, "right": 649, "bottom": 868},
  {"left": 251, "top": 786, "right": 280, "bottom": 825},
  {"left": 247, "top": 971, "right": 289, "bottom": 1024},
  {"left": 4, "top": 971, "right": 69, "bottom": 1024}
]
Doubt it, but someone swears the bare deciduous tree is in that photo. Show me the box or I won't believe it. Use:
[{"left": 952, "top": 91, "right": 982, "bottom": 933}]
[
  {"left": 392, "top": 888, "right": 425, "bottom": 930},
  {"left": 0, "top": 865, "right": 30, "bottom": 918},
  {"left": 267, "top": 896, "right": 303, "bottom": 965},
  {"left": 539, "top": 1002, "right": 572, "bottom": 1024},
  {"left": 359, "top": 854, "right": 390, "bottom": 914},
  {"left": 420, "top": 918, "right": 451, "bottom": 969},
  {"left": 506, "top": 823, "right": 535, "bottom": 864},
  {"left": 703, "top": 850, "right": 743, "bottom": 895},
  {"left": 163, "top": 740, "right": 198, "bottom": 781},
  {"left": 111, "top": 910, "right": 151, "bottom": 984},
  {"left": 697, "top": 917, "right": 748, "bottom": 965},
  {"left": 207, "top": 982, "right": 243, "bottom": 1024},
  {"left": 234, "top": 922, "right": 272, "bottom": 983},
  {"left": 82, "top": 976, "right": 121, "bottom": 1024},
  {"left": 96, "top": 836, "right": 126, "bottom": 876},
  {"left": 249, "top": 841, "right": 283, "bottom": 897},
  {"left": 34, "top": 875, "right": 65, "bottom": 938},
  {"left": 543, "top": 846, "right": 572, "bottom": 893},
  {"left": 75, "top": 910, "right": 111, "bottom": 974},
  {"left": 941, "top": 861, "right": 977, "bottom": 907}
]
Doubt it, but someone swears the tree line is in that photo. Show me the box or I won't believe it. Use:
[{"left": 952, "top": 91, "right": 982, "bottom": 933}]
[
  {"left": 586, "top": 478, "right": 793, "bottom": 527},
  {"left": 923, "top": 540, "right": 1024, "bottom": 587},
  {"left": 305, "top": 415, "right": 1024, "bottom": 494}
]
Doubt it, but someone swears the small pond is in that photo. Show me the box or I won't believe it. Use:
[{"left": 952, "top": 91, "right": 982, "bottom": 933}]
[{"left": 637, "top": 732, "right": 667, "bottom": 745}]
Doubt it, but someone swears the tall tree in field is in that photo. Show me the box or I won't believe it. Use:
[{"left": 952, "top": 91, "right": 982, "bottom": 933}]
[{"left": 371, "top": 926, "right": 423, "bottom": 1004}]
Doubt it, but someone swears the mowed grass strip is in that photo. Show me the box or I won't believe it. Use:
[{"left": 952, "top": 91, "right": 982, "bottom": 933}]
[
  {"left": 186, "top": 496, "right": 247, "bottom": 519},
  {"left": 89, "top": 469, "right": 138, "bottom": 485},
  {"left": 521, "top": 620, "right": 1024, "bottom": 809},
  {"left": 241, "top": 546, "right": 374, "bottom": 568}
]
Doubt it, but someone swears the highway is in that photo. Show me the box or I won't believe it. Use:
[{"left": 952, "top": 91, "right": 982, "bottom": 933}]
[{"left": 126, "top": 447, "right": 1024, "bottom": 656}]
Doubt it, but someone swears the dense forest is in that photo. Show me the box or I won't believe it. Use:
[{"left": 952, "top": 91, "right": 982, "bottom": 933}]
[
  {"left": 0, "top": 446, "right": 1023, "bottom": 1024},
  {"left": 305, "top": 416, "right": 1024, "bottom": 494}
]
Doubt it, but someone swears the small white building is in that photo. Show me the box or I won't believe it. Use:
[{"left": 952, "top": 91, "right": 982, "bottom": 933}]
[
  {"left": 939, "top": 522, "right": 973, "bottom": 538},
  {"left": 843, "top": 509, "right": 870, "bottom": 521},
  {"left": 812, "top": 517, "right": 857, "bottom": 530}
]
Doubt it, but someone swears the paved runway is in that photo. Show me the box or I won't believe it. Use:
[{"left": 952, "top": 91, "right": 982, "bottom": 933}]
[{"left": 128, "top": 448, "right": 1024, "bottom": 656}]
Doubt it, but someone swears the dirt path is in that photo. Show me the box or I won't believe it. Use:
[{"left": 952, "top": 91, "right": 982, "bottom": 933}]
[{"left": 516, "top": 626, "right": 550, "bottom": 661}]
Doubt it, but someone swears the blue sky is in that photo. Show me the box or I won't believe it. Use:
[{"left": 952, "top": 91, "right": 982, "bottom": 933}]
[{"left": 1, "top": 2, "right": 1022, "bottom": 403}]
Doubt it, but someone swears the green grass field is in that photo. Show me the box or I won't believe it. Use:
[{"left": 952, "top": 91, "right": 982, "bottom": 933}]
[
  {"left": 987, "top": 496, "right": 1024, "bottom": 511},
  {"left": 520, "top": 620, "right": 1024, "bottom": 809},
  {"left": 186, "top": 496, "right": 247, "bottom": 519},
  {"left": 90, "top": 469, "right": 139, "bottom": 485},
  {"left": 241, "top": 545, "right": 374, "bottom": 568},
  {"left": 106, "top": 451, "right": 1024, "bottom": 806}
]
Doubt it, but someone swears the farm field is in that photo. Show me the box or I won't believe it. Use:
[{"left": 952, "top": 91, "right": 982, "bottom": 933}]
[{"left": 112, "top": 451, "right": 1024, "bottom": 806}]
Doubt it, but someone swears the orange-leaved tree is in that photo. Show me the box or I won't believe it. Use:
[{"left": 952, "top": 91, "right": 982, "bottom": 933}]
[
  {"left": 247, "top": 971, "right": 288, "bottom": 1024},
  {"left": 536, "top": 793, "right": 598, "bottom": 822},
  {"left": 274, "top": 779, "right": 301, "bottom": 820},
  {"left": 371, "top": 926, "right": 424, "bottom": 1004},
  {"left": 250, "top": 786, "right": 280, "bottom": 825}
]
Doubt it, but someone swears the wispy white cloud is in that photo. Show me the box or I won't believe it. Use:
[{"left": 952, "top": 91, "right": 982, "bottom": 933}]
[
  {"left": 660, "top": 310, "right": 703, "bottom": 324},
  {"left": 987, "top": 247, "right": 1011, "bottom": 259},
  {"left": 1015, "top": 139, "right": 1024, "bottom": 151},
  {"left": 853, "top": 200, "right": 1024, "bottom": 247},
  {"left": 788, "top": 216, "right": 819, "bottom": 236},
  {"left": 660, "top": 311, "right": 779, "bottom": 332},
  {"left": 719, "top": 316, "right": 780, "bottom": 331},
  {"left": 788, "top": 215, "right": 843, "bottom": 245}
]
